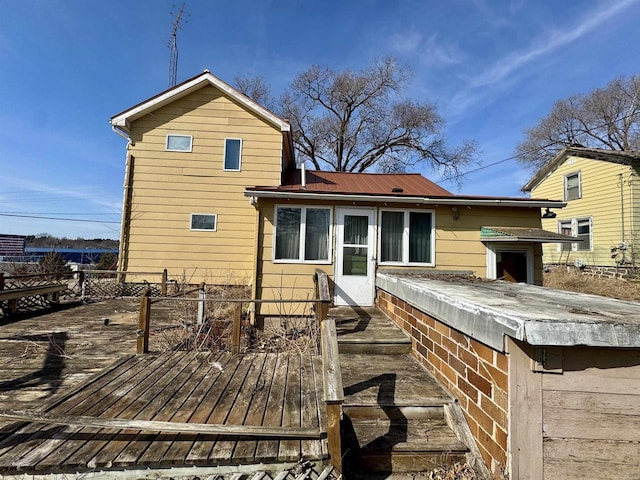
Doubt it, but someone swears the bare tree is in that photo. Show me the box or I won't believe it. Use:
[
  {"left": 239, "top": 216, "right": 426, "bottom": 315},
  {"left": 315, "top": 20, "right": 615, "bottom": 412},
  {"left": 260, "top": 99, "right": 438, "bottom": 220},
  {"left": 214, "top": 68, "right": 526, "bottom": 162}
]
[
  {"left": 517, "top": 75, "right": 640, "bottom": 170},
  {"left": 236, "top": 58, "right": 476, "bottom": 175},
  {"left": 233, "top": 75, "right": 276, "bottom": 112}
]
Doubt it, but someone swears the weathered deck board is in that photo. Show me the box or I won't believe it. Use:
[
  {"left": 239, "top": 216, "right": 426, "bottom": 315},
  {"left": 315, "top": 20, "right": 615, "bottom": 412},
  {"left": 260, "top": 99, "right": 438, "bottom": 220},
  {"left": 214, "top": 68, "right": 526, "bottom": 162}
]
[
  {"left": 255, "top": 353, "right": 289, "bottom": 461},
  {"left": 0, "top": 352, "right": 326, "bottom": 474}
]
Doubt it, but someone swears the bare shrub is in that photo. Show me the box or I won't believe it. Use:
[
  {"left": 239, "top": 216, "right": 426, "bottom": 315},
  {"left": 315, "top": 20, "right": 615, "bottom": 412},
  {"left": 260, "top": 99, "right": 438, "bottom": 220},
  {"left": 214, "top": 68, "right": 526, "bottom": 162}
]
[{"left": 544, "top": 270, "right": 640, "bottom": 301}]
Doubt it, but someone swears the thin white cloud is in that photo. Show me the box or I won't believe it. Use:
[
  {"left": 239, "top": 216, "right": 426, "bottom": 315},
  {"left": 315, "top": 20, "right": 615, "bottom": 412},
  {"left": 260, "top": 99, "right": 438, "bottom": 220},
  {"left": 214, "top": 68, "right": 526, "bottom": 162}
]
[
  {"left": 448, "top": 0, "right": 639, "bottom": 118},
  {"left": 472, "top": 0, "right": 638, "bottom": 88},
  {"left": 3, "top": 175, "right": 121, "bottom": 212},
  {"left": 390, "top": 32, "right": 462, "bottom": 67}
]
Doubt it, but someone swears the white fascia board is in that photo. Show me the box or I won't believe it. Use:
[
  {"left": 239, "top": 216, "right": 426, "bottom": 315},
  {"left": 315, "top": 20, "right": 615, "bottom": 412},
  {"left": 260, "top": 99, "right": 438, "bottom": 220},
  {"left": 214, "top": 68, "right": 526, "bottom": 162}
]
[
  {"left": 244, "top": 190, "right": 566, "bottom": 209},
  {"left": 110, "top": 73, "right": 290, "bottom": 133}
]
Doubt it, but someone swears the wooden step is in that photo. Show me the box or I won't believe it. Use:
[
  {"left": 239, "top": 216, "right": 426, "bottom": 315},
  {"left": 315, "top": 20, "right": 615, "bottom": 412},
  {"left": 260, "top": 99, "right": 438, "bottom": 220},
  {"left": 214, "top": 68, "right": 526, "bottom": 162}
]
[
  {"left": 343, "top": 416, "right": 469, "bottom": 474},
  {"left": 340, "top": 353, "right": 454, "bottom": 409},
  {"left": 332, "top": 307, "right": 412, "bottom": 355}
]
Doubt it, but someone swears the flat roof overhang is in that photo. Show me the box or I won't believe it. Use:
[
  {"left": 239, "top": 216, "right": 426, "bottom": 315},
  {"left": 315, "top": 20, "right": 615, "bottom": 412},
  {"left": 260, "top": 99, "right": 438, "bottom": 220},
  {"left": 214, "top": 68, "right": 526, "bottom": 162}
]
[
  {"left": 480, "top": 226, "right": 578, "bottom": 243},
  {"left": 244, "top": 190, "right": 566, "bottom": 209},
  {"left": 377, "top": 273, "right": 640, "bottom": 351}
]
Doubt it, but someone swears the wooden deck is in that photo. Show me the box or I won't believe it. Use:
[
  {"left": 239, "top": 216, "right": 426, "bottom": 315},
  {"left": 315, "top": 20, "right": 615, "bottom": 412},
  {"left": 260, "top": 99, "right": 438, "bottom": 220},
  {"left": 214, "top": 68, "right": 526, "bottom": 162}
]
[{"left": 0, "top": 352, "right": 327, "bottom": 475}]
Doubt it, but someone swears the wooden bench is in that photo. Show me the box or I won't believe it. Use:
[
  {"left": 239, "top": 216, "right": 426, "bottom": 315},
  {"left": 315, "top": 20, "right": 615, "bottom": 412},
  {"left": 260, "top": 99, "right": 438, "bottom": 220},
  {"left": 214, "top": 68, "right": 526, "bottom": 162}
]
[{"left": 0, "top": 283, "right": 68, "bottom": 316}]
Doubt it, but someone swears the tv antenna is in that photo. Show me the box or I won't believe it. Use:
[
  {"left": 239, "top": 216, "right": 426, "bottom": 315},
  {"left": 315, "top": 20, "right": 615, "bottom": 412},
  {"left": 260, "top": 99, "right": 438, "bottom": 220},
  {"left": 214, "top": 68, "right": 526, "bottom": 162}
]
[{"left": 168, "top": 3, "right": 188, "bottom": 88}]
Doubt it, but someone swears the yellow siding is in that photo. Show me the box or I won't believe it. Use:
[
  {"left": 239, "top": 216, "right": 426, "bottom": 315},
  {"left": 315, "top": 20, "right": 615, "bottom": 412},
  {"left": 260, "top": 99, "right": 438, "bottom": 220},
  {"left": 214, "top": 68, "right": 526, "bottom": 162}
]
[
  {"left": 531, "top": 156, "right": 638, "bottom": 266},
  {"left": 255, "top": 199, "right": 544, "bottom": 315},
  {"left": 123, "top": 85, "right": 283, "bottom": 285}
]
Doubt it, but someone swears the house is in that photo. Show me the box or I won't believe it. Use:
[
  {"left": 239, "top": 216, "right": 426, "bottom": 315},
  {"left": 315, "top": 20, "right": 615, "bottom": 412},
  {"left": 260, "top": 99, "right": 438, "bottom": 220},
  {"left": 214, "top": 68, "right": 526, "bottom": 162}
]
[
  {"left": 110, "top": 70, "right": 568, "bottom": 315},
  {"left": 523, "top": 147, "right": 640, "bottom": 274}
]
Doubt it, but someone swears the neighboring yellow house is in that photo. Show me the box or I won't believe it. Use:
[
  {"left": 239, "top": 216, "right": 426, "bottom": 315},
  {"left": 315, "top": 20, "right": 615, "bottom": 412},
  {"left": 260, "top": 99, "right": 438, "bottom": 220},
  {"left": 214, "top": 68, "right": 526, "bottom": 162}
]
[
  {"left": 523, "top": 147, "right": 640, "bottom": 271},
  {"left": 110, "top": 70, "right": 568, "bottom": 314}
]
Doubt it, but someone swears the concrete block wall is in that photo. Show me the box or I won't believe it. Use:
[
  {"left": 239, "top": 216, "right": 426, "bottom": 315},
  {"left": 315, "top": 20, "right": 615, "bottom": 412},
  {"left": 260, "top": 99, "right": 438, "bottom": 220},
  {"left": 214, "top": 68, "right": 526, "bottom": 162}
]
[{"left": 377, "top": 289, "right": 509, "bottom": 476}]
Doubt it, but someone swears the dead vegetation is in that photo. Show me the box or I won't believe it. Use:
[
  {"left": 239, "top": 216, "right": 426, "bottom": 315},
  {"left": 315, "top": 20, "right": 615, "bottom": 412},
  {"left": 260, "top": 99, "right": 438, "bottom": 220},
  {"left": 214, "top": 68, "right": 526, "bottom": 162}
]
[
  {"left": 153, "top": 283, "right": 319, "bottom": 356},
  {"left": 544, "top": 270, "right": 640, "bottom": 301}
]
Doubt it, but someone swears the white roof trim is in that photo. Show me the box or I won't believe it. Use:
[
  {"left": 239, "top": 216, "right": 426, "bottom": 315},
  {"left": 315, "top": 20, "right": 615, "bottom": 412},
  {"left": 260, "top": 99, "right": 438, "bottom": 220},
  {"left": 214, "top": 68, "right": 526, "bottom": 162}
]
[
  {"left": 110, "top": 71, "right": 290, "bottom": 133},
  {"left": 244, "top": 189, "right": 566, "bottom": 209}
]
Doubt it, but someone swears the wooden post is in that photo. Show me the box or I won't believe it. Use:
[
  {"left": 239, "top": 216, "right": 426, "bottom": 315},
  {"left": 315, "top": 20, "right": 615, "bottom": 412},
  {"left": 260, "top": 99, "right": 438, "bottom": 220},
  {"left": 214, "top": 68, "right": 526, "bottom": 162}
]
[
  {"left": 232, "top": 302, "right": 242, "bottom": 355},
  {"left": 78, "top": 271, "right": 85, "bottom": 300},
  {"left": 137, "top": 289, "right": 151, "bottom": 354},
  {"left": 326, "top": 403, "right": 342, "bottom": 472},
  {"left": 197, "top": 282, "right": 206, "bottom": 325},
  {"left": 0, "top": 272, "right": 4, "bottom": 292},
  {"left": 161, "top": 269, "right": 168, "bottom": 296}
]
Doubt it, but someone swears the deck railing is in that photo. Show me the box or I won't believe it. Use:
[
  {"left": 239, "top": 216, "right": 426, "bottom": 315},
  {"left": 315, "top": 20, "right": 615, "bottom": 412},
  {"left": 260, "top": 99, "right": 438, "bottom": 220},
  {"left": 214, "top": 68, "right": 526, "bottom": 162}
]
[
  {"left": 314, "top": 269, "right": 343, "bottom": 473},
  {"left": 135, "top": 270, "right": 343, "bottom": 472}
]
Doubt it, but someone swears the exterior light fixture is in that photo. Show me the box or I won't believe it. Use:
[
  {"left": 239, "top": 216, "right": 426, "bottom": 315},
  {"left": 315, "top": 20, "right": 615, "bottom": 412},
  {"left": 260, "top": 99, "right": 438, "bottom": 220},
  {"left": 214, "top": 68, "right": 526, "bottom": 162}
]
[{"left": 542, "top": 208, "right": 557, "bottom": 219}]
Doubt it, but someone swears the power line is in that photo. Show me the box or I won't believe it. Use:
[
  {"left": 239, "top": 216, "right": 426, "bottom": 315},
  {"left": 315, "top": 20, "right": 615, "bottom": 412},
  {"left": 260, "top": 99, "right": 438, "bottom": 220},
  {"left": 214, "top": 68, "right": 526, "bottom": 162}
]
[
  {"left": 0, "top": 211, "right": 118, "bottom": 216},
  {"left": 437, "top": 109, "right": 640, "bottom": 184},
  {"left": 0, "top": 213, "right": 120, "bottom": 224}
]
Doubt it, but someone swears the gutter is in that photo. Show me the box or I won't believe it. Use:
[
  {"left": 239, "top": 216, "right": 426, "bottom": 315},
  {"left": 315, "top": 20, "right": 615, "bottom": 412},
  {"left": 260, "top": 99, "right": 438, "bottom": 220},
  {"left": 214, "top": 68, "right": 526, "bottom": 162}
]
[{"left": 243, "top": 189, "right": 566, "bottom": 209}]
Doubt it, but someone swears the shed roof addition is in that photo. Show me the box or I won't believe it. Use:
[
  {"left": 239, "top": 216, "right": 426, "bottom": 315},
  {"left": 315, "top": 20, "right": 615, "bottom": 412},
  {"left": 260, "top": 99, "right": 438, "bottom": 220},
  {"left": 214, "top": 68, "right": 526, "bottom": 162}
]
[{"left": 480, "top": 226, "right": 577, "bottom": 243}]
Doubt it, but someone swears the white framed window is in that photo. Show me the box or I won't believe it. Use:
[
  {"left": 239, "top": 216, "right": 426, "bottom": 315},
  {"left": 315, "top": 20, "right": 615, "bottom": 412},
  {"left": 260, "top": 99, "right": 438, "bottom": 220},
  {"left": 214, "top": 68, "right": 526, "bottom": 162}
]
[
  {"left": 224, "top": 138, "right": 242, "bottom": 171},
  {"left": 557, "top": 217, "right": 592, "bottom": 251},
  {"left": 564, "top": 172, "right": 581, "bottom": 201},
  {"left": 166, "top": 134, "right": 193, "bottom": 152},
  {"left": 273, "top": 205, "right": 332, "bottom": 263},
  {"left": 379, "top": 209, "right": 435, "bottom": 266},
  {"left": 190, "top": 213, "right": 217, "bottom": 231}
]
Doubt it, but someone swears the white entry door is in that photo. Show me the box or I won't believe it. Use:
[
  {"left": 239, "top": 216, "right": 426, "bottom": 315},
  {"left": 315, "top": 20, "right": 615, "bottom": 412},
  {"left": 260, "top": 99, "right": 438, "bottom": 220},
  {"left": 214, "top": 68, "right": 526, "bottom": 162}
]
[{"left": 334, "top": 208, "right": 376, "bottom": 306}]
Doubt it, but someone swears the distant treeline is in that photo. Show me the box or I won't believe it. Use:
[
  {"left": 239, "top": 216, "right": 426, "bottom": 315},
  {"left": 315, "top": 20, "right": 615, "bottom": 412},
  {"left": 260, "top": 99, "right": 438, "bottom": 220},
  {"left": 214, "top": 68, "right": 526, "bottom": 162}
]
[{"left": 25, "top": 235, "right": 119, "bottom": 249}]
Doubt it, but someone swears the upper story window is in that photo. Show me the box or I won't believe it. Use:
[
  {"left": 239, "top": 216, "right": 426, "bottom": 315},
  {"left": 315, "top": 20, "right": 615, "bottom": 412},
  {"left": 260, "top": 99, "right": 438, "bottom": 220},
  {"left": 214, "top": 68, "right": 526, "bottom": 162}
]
[
  {"left": 224, "top": 138, "right": 242, "bottom": 171},
  {"left": 190, "top": 213, "right": 217, "bottom": 231},
  {"left": 166, "top": 134, "right": 193, "bottom": 152},
  {"left": 379, "top": 209, "right": 435, "bottom": 265},
  {"left": 564, "top": 172, "right": 581, "bottom": 201},
  {"left": 274, "top": 206, "right": 331, "bottom": 263}
]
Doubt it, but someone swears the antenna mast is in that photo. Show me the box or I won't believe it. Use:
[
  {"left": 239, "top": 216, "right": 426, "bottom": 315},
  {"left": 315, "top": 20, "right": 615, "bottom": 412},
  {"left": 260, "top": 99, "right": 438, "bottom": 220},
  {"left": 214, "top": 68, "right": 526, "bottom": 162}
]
[{"left": 168, "top": 3, "right": 187, "bottom": 88}]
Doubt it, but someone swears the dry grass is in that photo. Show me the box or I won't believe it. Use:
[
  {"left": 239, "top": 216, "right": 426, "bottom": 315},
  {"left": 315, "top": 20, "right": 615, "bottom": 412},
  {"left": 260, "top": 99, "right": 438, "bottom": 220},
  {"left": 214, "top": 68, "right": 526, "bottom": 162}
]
[{"left": 543, "top": 270, "right": 640, "bottom": 301}]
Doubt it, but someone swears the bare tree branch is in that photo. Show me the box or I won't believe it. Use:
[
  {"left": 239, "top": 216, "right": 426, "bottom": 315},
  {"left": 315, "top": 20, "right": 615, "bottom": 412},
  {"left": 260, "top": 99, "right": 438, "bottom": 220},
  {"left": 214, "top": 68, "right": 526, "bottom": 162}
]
[{"left": 516, "top": 75, "right": 640, "bottom": 170}]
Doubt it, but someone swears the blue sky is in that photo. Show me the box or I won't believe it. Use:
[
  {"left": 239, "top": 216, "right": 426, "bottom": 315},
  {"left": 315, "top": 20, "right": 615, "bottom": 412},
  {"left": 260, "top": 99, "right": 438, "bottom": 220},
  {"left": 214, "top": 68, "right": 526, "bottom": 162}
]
[{"left": 2, "top": 0, "right": 640, "bottom": 239}]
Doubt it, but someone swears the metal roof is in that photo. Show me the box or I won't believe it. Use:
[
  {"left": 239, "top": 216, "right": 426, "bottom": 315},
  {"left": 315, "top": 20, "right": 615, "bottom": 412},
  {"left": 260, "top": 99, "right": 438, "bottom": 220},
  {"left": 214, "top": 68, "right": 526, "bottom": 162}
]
[{"left": 246, "top": 169, "right": 567, "bottom": 208}]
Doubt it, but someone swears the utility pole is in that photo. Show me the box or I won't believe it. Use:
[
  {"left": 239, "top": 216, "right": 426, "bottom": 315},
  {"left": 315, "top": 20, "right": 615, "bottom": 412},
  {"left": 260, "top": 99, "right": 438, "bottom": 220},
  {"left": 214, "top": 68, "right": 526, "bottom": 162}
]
[{"left": 168, "top": 3, "right": 188, "bottom": 88}]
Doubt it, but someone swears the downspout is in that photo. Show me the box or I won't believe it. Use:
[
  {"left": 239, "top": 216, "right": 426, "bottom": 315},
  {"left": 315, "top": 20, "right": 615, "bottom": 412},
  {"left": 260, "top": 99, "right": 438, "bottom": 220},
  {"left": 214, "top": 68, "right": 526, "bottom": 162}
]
[
  {"left": 620, "top": 172, "right": 625, "bottom": 243},
  {"left": 301, "top": 161, "right": 307, "bottom": 189},
  {"left": 112, "top": 125, "right": 134, "bottom": 283}
]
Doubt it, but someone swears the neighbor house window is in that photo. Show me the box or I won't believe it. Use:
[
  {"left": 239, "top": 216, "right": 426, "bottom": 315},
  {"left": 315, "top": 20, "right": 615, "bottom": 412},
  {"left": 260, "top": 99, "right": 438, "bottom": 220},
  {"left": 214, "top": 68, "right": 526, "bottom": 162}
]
[
  {"left": 274, "top": 206, "right": 331, "bottom": 263},
  {"left": 224, "top": 138, "right": 242, "bottom": 171},
  {"left": 558, "top": 217, "right": 592, "bottom": 251},
  {"left": 380, "top": 209, "right": 434, "bottom": 265},
  {"left": 575, "top": 218, "right": 591, "bottom": 251},
  {"left": 558, "top": 220, "right": 572, "bottom": 252},
  {"left": 166, "top": 134, "right": 193, "bottom": 152},
  {"left": 190, "top": 214, "right": 217, "bottom": 231},
  {"left": 564, "top": 172, "right": 581, "bottom": 201}
]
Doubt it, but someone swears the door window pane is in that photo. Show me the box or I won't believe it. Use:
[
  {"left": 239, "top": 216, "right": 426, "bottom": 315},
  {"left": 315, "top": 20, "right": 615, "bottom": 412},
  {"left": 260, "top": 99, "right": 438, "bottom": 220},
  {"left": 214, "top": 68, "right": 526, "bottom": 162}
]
[
  {"left": 305, "top": 208, "right": 330, "bottom": 261},
  {"left": 409, "top": 212, "right": 432, "bottom": 263},
  {"left": 380, "top": 211, "right": 403, "bottom": 262},
  {"left": 343, "top": 247, "right": 368, "bottom": 276},
  {"left": 344, "top": 215, "right": 368, "bottom": 245},
  {"left": 275, "top": 208, "right": 301, "bottom": 259}
]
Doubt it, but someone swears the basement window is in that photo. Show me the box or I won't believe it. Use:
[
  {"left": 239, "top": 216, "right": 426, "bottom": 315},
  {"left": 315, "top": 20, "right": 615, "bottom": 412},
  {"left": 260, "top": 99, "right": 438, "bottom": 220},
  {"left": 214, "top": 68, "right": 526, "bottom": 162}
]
[
  {"left": 166, "top": 134, "right": 193, "bottom": 152},
  {"left": 190, "top": 214, "right": 217, "bottom": 231}
]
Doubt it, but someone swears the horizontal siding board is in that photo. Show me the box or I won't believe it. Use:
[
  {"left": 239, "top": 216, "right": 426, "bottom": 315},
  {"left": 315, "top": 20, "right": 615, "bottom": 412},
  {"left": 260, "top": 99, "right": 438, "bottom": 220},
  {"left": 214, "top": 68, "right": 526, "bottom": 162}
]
[
  {"left": 544, "top": 438, "right": 640, "bottom": 480},
  {"left": 543, "top": 390, "right": 640, "bottom": 417}
]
